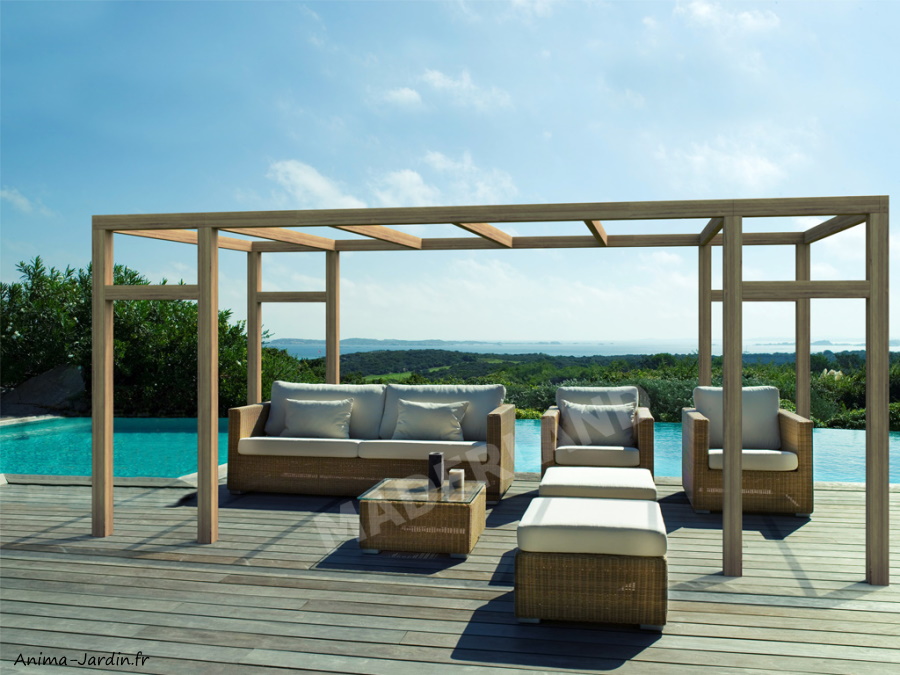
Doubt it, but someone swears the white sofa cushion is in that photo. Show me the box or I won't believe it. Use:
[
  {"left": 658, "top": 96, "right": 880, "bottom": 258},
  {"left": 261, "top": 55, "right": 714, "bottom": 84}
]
[
  {"left": 379, "top": 384, "right": 505, "bottom": 441},
  {"left": 693, "top": 386, "right": 781, "bottom": 450},
  {"left": 358, "top": 440, "right": 488, "bottom": 463},
  {"left": 281, "top": 398, "right": 353, "bottom": 439},
  {"left": 265, "top": 382, "right": 385, "bottom": 439},
  {"left": 392, "top": 399, "right": 468, "bottom": 441},
  {"left": 238, "top": 437, "right": 360, "bottom": 458},
  {"left": 558, "top": 401, "right": 635, "bottom": 446},
  {"left": 708, "top": 448, "right": 799, "bottom": 472},
  {"left": 556, "top": 386, "right": 639, "bottom": 409},
  {"left": 555, "top": 445, "right": 641, "bottom": 468},
  {"left": 517, "top": 497, "right": 667, "bottom": 557},
  {"left": 540, "top": 467, "right": 657, "bottom": 500}
]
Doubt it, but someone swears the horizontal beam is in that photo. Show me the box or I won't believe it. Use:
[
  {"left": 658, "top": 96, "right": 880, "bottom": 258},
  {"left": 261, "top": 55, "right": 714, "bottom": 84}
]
[
  {"left": 454, "top": 222, "right": 513, "bottom": 247},
  {"left": 223, "top": 227, "right": 335, "bottom": 251},
  {"left": 711, "top": 280, "right": 871, "bottom": 302},
  {"left": 256, "top": 291, "right": 327, "bottom": 303},
  {"left": 584, "top": 220, "right": 608, "bottom": 246},
  {"left": 699, "top": 217, "right": 724, "bottom": 246},
  {"left": 709, "top": 232, "right": 805, "bottom": 246},
  {"left": 116, "top": 229, "right": 253, "bottom": 252},
  {"left": 804, "top": 214, "right": 868, "bottom": 244},
  {"left": 93, "top": 195, "right": 887, "bottom": 230},
  {"left": 105, "top": 285, "right": 199, "bottom": 301},
  {"left": 332, "top": 225, "right": 422, "bottom": 249}
]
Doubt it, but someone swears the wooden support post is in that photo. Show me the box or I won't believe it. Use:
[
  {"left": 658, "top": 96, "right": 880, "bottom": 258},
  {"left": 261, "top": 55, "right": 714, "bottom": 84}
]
[
  {"left": 722, "top": 214, "right": 743, "bottom": 577},
  {"left": 198, "top": 228, "right": 219, "bottom": 544},
  {"left": 247, "top": 251, "right": 262, "bottom": 404},
  {"left": 91, "top": 228, "right": 114, "bottom": 537},
  {"left": 699, "top": 243, "right": 712, "bottom": 386},
  {"left": 326, "top": 251, "right": 340, "bottom": 384},
  {"left": 866, "top": 208, "right": 890, "bottom": 585},
  {"left": 795, "top": 244, "right": 811, "bottom": 419}
]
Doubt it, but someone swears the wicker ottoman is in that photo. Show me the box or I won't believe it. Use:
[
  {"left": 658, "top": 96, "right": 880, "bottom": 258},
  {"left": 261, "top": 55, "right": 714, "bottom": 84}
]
[
  {"left": 539, "top": 467, "right": 657, "bottom": 500},
  {"left": 515, "top": 497, "right": 668, "bottom": 629}
]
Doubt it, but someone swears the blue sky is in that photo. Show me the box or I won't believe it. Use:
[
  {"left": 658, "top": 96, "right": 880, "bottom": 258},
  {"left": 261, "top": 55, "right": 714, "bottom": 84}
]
[{"left": 2, "top": 1, "right": 897, "bottom": 343}]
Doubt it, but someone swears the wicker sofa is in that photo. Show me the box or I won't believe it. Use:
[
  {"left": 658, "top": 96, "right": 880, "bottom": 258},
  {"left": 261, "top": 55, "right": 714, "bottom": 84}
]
[{"left": 227, "top": 382, "right": 515, "bottom": 500}]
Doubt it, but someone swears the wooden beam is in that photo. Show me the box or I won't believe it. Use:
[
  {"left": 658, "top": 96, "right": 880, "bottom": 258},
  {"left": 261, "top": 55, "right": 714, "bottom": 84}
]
[
  {"left": 866, "top": 205, "right": 890, "bottom": 585},
  {"left": 115, "top": 229, "right": 253, "bottom": 252},
  {"left": 91, "top": 229, "right": 114, "bottom": 538},
  {"left": 804, "top": 214, "right": 867, "bottom": 244},
  {"left": 700, "top": 217, "right": 724, "bottom": 246},
  {"left": 93, "top": 195, "right": 886, "bottom": 230},
  {"left": 222, "top": 227, "right": 336, "bottom": 251},
  {"left": 326, "top": 251, "right": 340, "bottom": 384},
  {"left": 711, "top": 280, "right": 871, "bottom": 301},
  {"left": 257, "top": 291, "right": 327, "bottom": 303},
  {"left": 247, "top": 252, "right": 262, "bottom": 405},
  {"left": 709, "top": 232, "right": 805, "bottom": 246},
  {"left": 197, "top": 228, "right": 219, "bottom": 545},
  {"left": 104, "top": 285, "right": 199, "bottom": 301},
  {"left": 332, "top": 225, "right": 422, "bottom": 249},
  {"left": 722, "top": 214, "right": 743, "bottom": 578},
  {"left": 454, "top": 222, "right": 514, "bottom": 248},
  {"left": 584, "top": 220, "right": 608, "bottom": 246},
  {"left": 795, "top": 244, "right": 811, "bottom": 420},
  {"left": 699, "top": 244, "right": 712, "bottom": 386}
]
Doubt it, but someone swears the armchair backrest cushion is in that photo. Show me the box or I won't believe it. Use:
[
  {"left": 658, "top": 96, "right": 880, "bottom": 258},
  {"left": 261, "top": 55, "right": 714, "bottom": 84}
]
[
  {"left": 556, "top": 386, "right": 639, "bottom": 446},
  {"left": 265, "top": 382, "right": 386, "bottom": 439},
  {"left": 379, "top": 384, "right": 505, "bottom": 442},
  {"left": 693, "top": 386, "right": 781, "bottom": 450}
]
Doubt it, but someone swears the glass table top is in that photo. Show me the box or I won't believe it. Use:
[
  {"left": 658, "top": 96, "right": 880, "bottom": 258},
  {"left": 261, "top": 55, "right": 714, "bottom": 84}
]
[{"left": 358, "top": 478, "right": 486, "bottom": 504}]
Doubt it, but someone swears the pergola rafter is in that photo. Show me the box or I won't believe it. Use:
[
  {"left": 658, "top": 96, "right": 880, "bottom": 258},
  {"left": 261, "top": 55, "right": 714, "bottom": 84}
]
[{"left": 91, "top": 195, "right": 891, "bottom": 585}]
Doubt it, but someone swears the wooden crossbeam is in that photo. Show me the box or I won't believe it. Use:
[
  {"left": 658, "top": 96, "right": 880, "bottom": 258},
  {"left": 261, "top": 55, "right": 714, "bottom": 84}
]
[
  {"left": 709, "top": 232, "right": 804, "bottom": 246},
  {"left": 803, "top": 214, "right": 867, "bottom": 244},
  {"left": 332, "top": 225, "right": 422, "bottom": 249},
  {"left": 116, "top": 229, "right": 253, "bottom": 252},
  {"left": 700, "top": 217, "right": 724, "bottom": 246},
  {"left": 222, "top": 227, "right": 335, "bottom": 251},
  {"left": 104, "top": 285, "right": 199, "bottom": 301},
  {"left": 711, "top": 280, "right": 871, "bottom": 301},
  {"left": 256, "top": 291, "right": 327, "bottom": 303},
  {"left": 584, "top": 220, "right": 608, "bottom": 246},
  {"left": 453, "top": 223, "right": 514, "bottom": 247}
]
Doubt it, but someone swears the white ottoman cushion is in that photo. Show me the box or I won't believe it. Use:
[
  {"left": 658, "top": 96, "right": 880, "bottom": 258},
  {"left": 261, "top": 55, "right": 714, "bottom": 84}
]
[
  {"left": 517, "top": 497, "right": 667, "bottom": 557},
  {"left": 540, "top": 467, "right": 657, "bottom": 500}
]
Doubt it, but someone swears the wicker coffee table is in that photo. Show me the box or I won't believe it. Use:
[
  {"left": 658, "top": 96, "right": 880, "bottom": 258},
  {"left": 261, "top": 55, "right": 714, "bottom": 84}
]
[{"left": 358, "top": 478, "right": 486, "bottom": 558}]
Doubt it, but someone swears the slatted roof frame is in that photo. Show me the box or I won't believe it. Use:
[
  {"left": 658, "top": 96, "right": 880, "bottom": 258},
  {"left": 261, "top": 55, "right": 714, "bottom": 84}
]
[{"left": 92, "top": 195, "right": 891, "bottom": 585}]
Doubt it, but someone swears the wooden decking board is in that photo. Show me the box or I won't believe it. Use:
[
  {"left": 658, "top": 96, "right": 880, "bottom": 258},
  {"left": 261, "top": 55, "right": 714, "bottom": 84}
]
[{"left": 2, "top": 480, "right": 898, "bottom": 674}]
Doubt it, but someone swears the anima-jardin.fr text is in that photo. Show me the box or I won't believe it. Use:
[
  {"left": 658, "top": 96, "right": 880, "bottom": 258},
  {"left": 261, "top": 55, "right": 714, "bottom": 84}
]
[{"left": 13, "top": 651, "right": 150, "bottom": 667}]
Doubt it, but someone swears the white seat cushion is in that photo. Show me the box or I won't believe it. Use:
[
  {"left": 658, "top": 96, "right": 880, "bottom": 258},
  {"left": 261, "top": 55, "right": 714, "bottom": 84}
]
[
  {"left": 238, "top": 437, "right": 360, "bottom": 458},
  {"left": 264, "top": 383, "right": 386, "bottom": 439},
  {"left": 708, "top": 448, "right": 799, "bottom": 472},
  {"left": 693, "top": 386, "right": 781, "bottom": 450},
  {"left": 358, "top": 440, "right": 488, "bottom": 463},
  {"left": 379, "top": 384, "right": 505, "bottom": 441},
  {"left": 517, "top": 497, "right": 667, "bottom": 557},
  {"left": 540, "top": 467, "right": 657, "bottom": 500},
  {"left": 555, "top": 445, "right": 641, "bottom": 468}
]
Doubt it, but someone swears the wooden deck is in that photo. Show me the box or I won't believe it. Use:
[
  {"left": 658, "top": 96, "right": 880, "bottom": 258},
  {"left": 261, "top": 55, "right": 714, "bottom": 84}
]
[{"left": 1, "top": 476, "right": 899, "bottom": 674}]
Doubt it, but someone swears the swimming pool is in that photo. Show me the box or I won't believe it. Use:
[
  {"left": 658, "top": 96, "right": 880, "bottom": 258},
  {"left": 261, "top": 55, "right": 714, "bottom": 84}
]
[{"left": 1, "top": 417, "right": 898, "bottom": 483}]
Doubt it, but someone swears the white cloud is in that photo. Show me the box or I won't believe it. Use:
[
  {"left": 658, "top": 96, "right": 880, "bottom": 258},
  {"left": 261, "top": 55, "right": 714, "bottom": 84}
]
[
  {"left": 675, "top": 1, "right": 780, "bottom": 32},
  {"left": 421, "top": 69, "right": 512, "bottom": 110},
  {"left": 1, "top": 186, "right": 52, "bottom": 216},
  {"left": 510, "top": 0, "right": 557, "bottom": 19},
  {"left": 267, "top": 160, "right": 366, "bottom": 209},
  {"left": 370, "top": 169, "right": 440, "bottom": 207},
  {"left": 381, "top": 87, "right": 423, "bottom": 108},
  {"left": 424, "top": 151, "right": 517, "bottom": 204}
]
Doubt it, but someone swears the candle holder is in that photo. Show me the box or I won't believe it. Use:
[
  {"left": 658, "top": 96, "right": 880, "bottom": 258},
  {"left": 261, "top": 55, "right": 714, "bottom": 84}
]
[
  {"left": 449, "top": 469, "right": 465, "bottom": 490},
  {"left": 427, "top": 452, "right": 444, "bottom": 490}
]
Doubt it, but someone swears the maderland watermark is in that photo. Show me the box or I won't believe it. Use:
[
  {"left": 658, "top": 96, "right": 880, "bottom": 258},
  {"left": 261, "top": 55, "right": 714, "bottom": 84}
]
[{"left": 12, "top": 651, "right": 151, "bottom": 668}]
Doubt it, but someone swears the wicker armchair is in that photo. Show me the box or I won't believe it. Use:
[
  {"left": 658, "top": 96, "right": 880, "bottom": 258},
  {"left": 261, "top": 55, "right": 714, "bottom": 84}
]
[
  {"left": 540, "top": 386, "right": 655, "bottom": 476},
  {"left": 682, "top": 386, "right": 813, "bottom": 515}
]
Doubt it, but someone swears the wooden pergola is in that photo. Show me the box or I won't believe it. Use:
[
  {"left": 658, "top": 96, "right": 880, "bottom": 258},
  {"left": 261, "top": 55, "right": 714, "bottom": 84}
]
[{"left": 91, "top": 195, "right": 891, "bottom": 585}]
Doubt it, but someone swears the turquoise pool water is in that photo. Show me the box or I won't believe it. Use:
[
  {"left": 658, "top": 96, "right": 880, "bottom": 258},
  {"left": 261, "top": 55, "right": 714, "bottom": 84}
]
[{"left": 1, "top": 417, "right": 898, "bottom": 482}]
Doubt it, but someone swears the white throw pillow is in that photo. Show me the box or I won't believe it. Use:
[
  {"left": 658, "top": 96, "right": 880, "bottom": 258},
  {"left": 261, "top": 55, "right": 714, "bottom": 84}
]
[
  {"left": 559, "top": 401, "right": 635, "bottom": 446},
  {"left": 693, "top": 386, "right": 781, "bottom": 450},
  {"left": 280, "top": 398, "right": 353, "bottom": 439},
  {"left": 391, "top": 399, "right": 469, "bottom": 441}
]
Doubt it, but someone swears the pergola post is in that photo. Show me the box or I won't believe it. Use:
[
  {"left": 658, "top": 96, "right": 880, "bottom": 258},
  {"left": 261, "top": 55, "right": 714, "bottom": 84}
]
[
  {"left": 795, "top": 244, "right": 811, "bottom": 419},
  {"left": 722, "top": 214, "right": 743, "bottom": 577},
  {"left": 699, "top": 243, "right": 713, "bottom": 385},
  {"left": 198, "top": 228, "right": 219, "bottom": 544},
  {"left": 866, "top": 206, "right": 890, "bottom": 585},
  {"left": 326, "top": 251, "right": 340, "bottom": 384},
  {"left": 91, "top": 227, "right": 114, "bottom": 537},
  {"left": 247, "top": 251, "right": 263, "bottom": 404}
]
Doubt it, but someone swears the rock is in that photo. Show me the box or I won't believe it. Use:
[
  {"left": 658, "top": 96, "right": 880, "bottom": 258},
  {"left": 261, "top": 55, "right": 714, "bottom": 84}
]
[{"left": 1, "top": 365, "right": 88, "bottom": 414}]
